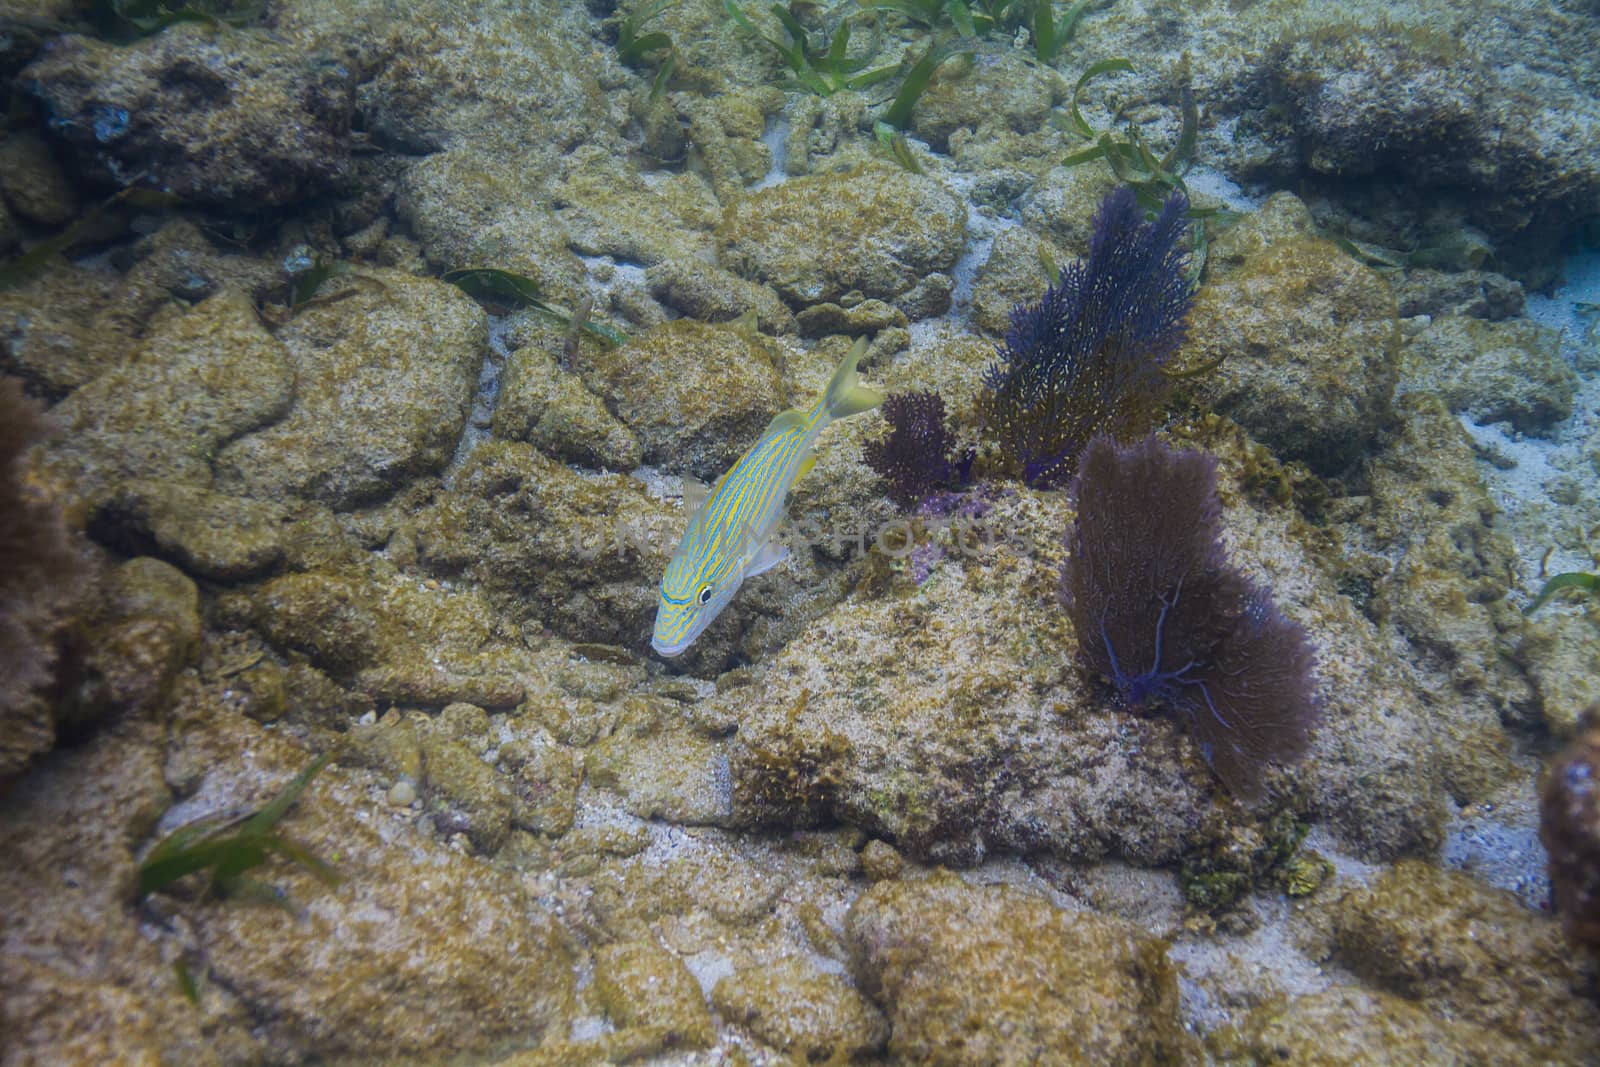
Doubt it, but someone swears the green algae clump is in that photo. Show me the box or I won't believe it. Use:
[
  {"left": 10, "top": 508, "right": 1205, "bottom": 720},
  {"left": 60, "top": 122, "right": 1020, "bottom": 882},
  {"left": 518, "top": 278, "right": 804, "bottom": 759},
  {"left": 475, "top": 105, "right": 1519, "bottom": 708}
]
[
  {"left": 1179, "top": 810, "right": 1316, "bottom": 914},
  {"left": 138, "top": 753, "right": 337, "bottom": 907}
]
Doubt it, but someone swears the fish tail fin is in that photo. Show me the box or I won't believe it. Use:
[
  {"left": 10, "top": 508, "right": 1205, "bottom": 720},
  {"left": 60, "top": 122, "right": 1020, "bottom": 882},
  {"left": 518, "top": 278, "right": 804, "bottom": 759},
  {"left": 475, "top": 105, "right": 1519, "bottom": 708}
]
[{"left": 821, "top": 336, "right": 883, "bottom": 423}]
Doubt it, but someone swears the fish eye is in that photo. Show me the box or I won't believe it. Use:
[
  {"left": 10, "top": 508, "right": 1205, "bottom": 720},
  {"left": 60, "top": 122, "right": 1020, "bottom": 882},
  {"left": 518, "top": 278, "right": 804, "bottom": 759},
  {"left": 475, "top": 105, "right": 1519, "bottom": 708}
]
[{"left": 697, "top": 585, "right": 713, "bottom": 605}]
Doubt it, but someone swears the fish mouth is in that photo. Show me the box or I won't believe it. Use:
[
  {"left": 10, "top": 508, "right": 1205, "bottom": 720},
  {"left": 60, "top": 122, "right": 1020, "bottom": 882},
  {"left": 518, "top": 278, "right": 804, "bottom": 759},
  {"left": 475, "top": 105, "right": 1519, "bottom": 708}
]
[{"left": 651, "top": 633, "right": 690, "bottom": 658}]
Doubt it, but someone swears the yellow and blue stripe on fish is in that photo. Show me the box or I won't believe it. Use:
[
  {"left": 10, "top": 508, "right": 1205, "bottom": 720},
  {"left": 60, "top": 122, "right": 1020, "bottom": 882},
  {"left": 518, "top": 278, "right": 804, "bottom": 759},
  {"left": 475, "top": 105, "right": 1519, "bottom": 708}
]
[{"left": 652, "top": 337, "right": 882, "bottom": 657}]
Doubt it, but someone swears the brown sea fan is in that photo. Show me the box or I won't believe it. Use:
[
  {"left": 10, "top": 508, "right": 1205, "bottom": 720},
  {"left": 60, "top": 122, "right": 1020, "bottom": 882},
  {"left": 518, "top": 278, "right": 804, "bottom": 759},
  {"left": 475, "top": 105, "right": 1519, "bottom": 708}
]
[
  {"left": 0, "top": 377, "right": 82, "bottom": 776},
  {"left": 1062, "top": 433, "right": 1319, "bottom": 799}
]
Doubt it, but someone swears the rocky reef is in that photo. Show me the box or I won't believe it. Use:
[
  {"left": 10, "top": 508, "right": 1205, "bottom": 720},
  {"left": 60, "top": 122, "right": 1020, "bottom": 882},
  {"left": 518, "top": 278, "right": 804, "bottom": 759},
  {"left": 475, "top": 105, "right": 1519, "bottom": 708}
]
[{"left": 2, "top": 0, "right": 1598, "bottom": 1062}]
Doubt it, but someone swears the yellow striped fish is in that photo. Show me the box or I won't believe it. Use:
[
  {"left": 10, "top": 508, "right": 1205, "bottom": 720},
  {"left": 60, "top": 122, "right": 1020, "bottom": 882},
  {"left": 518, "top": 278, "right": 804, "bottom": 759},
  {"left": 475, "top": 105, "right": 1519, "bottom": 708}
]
[{"left": 652, "top": 337, "right": 882, "bottom": 657}]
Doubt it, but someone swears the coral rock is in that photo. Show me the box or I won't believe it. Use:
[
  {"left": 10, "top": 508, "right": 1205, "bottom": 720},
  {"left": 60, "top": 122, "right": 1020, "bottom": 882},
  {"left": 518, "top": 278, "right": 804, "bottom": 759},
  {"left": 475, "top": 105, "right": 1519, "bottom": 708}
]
[
  {"left": 716, "top": 165, "right": 966, "bottom": 307},
  {"left": 1187, "top": 193, "right": 1399, "bottom": 475},
  {"left": 1403, "top": 315, "right": 1577, "bottom": 435},
  {"left": 846, "top": 874, "right": 1193, "bottom": 1065},
  {"left": 164, "top": 702, "right": 578, "bottom": 1061},
  {"left": 494, "top": 326, "right": 643, "bottom": 473},
  {"left": 215, "top": 270, "right": 484, "bottom": 508},
  {"left": 1333, "top": 859, "right": 1600, "bottom": 1061},
  {"left": 711, "top": 957, "right": 888, "bottom": 1060},
  {"left": 1211, "top": 986, "right": 1535, "bottom": 1066},
  {"left": 645, "top": 257, "right": 797, "bottom": 335},
  {"left": 727, "top": 488, "right": 1214, "bottom": 866},
  {"left": 0, "top": 131, "right": 77, "bottom": 226},
  {"left": 586, "top": 696, "right": 734, "bottom": 826},
  {"left": 62, "top": 557, "right": 200, "bottom": 727},
  {"left": 410, "top": 441, "right": 675, "bottom": 648},
  {"left": 1255, "top": 26, "right": 1600, "bottom": 259},
  {"left": 571, "top": 319, "right": 783, "bottom": 481},
  {"left": 910, "top": 51, "right": 1058, "bottom": 151},
  {"left": 592, "top": 938, "right": 714, "bottom": 1050},
  {"left": 0, "top": 718, "right": 260, "bottom": 1065},
  {"left": 1522, "top": 612, "right": 1600, "bottom": 738},
  {"left": 24, "top": 24, "right": 356, "bottom": 208},
  {"left": 46, "top": 289, "right": 294, "bottom": 494}
]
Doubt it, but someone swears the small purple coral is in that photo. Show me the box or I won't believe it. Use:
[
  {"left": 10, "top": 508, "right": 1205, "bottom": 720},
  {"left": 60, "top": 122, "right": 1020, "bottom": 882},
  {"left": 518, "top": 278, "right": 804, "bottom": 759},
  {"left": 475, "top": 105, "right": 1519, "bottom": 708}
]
[
  {"left": 1062, "top": 434, "right": 1318, "bottom": 800},
  {"left": 863, "top": 391, "right": 974, "bottom": 510}
]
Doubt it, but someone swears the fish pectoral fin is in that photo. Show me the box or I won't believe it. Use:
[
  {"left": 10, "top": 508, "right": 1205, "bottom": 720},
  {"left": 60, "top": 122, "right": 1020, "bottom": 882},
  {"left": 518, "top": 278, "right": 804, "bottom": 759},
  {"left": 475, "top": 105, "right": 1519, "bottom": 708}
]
[
  {"left": 794, "top": 454, "right": 817, "bottom": 482},
  {"left": 744, "top": 540, "right": 791, "bottom": 578}
]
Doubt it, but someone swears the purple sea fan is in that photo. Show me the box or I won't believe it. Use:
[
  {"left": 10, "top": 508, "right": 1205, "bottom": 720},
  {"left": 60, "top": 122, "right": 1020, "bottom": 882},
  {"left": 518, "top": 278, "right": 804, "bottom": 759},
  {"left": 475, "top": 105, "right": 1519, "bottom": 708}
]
[
  {"left": 863, "top": 390, "right": 974, "bottom": 509},
  {"left": 1062, "top": 434, "right": 1319, "bottom": 800},
  {"left": 981, "top": 186, "right": 1194, "bottom": 487}
]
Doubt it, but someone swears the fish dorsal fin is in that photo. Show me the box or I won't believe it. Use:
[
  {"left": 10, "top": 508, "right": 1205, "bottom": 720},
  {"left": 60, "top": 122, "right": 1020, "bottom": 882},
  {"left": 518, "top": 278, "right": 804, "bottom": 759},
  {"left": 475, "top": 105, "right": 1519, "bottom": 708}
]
[
  {"left": 764, "top": 408, "right": 808, "bottom": 438},
  {"left": 681, "top": 475, "right": 711, "bottom": 520}
]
